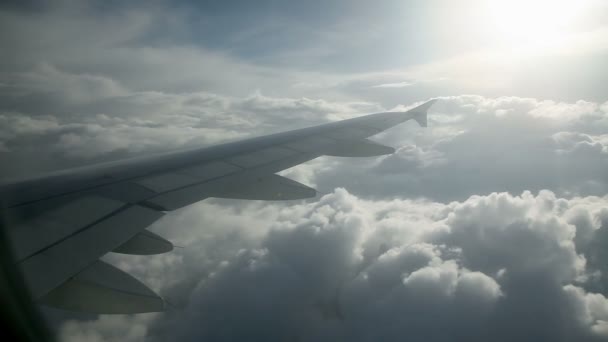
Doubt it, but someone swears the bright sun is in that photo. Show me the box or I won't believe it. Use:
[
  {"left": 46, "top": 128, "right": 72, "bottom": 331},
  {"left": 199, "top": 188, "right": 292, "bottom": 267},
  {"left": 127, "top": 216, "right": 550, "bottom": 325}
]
[{"left": 485, "top": 0, "right": 587, "bottom": 47}]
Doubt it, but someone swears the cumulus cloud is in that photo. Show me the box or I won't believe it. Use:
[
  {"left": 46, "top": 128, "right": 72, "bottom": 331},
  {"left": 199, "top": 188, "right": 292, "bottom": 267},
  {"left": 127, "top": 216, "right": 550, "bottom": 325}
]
[
  {"left": 53, "top": 189, "right": 608, "bottom": 342},
  {"left": 553, "top": 132, "right": 608, "bottom": 155}
]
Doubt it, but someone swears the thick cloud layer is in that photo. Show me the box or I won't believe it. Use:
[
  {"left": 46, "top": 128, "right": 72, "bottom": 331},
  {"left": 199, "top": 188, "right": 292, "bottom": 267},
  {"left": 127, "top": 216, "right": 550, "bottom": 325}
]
[{"left": 53, "top": 189, "right": 608, "bottom": 342}]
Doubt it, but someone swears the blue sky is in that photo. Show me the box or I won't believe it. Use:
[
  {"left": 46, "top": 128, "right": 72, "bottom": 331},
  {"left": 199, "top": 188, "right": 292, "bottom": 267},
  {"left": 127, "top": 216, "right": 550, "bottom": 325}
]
[
  {"left": 3, "top": 0, "right": 607, "bottom": 104},
  {"left": 153, "top": 0, "right": 607, "bottom": 72}
]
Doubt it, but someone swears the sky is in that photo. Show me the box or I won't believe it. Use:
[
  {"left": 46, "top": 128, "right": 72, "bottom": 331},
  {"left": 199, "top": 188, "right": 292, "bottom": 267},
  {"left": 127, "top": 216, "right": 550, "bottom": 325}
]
[{"left": 1, "top": 0, "right": 608, "bottom": 341}]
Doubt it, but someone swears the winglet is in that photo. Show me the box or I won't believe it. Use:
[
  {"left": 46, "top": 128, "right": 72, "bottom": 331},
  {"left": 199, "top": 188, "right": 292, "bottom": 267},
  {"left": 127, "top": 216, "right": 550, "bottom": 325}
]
[
  {"left": 413, "top": 111, "right": 427, "bottom": 127},
  {"left": 410, "top": 99, "right": 437, "bottom": 127}
]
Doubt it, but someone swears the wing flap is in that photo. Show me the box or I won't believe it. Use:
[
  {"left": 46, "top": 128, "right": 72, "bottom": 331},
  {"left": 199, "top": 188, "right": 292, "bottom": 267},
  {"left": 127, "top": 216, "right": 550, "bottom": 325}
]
[
  {"left": 135, "top": 172, "right": 201, "bottom": 193},
  {"left": 146, "top": 153, "right": 319, "bottom": 210},
  {"left": 212, "top": 174, "right": 316, "bottom": 201},
  {"left": 113, "top": 230, "right": 173, "bottom": 255},
  {"left": 39, "top": 260, "right": 164, "bottom": 314},
  {"left": 147, "top": 173, "right": 316, "bottom": 211},
  {"left": 94, "top": 182, "right": 158, "bottom": 204},
  {"left": 176, "top": 160, "right": 242, "bottom": 180},
  {"left": 322, "top": 126, "right": 381, "bottom": 141},
  {"left": 19, "top": 204, "right": 163, "bottom": 299},
  {"left": 7, "top": 196, "right": 125, "bottom": 261},
  {"left": 228, "top": 146, "right": 297, "bottom": 168},
  {"left": 284, "top": 136, "right": 337, "bottom": 153},
  {"left": 325, "top": 139, "right": 395, "bottom": 157}
]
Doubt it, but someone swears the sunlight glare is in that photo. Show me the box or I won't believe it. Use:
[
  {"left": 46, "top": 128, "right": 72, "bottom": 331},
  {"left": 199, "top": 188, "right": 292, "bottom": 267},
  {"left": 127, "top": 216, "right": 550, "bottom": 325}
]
[{"left": 486, "top": 0, "right": 587, "bottom": 47}]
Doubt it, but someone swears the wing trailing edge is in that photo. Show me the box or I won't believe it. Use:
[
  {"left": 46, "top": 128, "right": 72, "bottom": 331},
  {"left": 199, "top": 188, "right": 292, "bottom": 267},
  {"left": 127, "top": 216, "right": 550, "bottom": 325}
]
[
  {"left": 39, "top": 260, "right": 164, "bottom": 314},
  {"left": 213, "top": 174, "right": 316, "bottom": 200},
  {"left": 324, "top": 139, "right": 395, "bottom": 157},
  {"left": 113, "top": 230, "right": 173, "bottom": 255}
]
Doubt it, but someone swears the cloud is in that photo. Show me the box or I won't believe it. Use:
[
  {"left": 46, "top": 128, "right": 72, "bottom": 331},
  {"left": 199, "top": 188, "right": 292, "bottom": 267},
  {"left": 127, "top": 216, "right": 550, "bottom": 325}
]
[
  {"left": 371, "top": 81, "right": 415, "bottom": 88},
  {"left": 306, "top": 95, "right": 608, "bottom": 201},
  {"left": 0, "top": 66, "right": 382, "bottom": 177},
  {"left": 3, "top": 68, "right": 608, "bottom": 340},
  {"left": 58, "top": 314, "right": 158, "bottom": 342},
  {"left": 0, "top": 1, "right": 318, "bottom": 100},
  {"left": 553, "top": 132, "right": 608, "bottom": 155},
  {"left": 54, "top": 189, "right": 608, "bottom": 341},
  {"left": 3, "top": 0, "right": 606, "bottom": 110},
  {"left": 1, "top": 63, "right": 126, "bottom": 105},
  {"left": 1, "top": 2, "right": 607, "bottom": 341},
  {"left": 2, "top": 64, "right": 607, "bottom": 341}
]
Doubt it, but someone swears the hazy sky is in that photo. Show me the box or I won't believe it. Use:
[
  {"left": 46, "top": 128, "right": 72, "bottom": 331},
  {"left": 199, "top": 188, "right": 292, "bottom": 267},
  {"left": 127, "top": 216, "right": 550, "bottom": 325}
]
[{"left": 2, "top": 1, "right": 608, "bottom": 341}]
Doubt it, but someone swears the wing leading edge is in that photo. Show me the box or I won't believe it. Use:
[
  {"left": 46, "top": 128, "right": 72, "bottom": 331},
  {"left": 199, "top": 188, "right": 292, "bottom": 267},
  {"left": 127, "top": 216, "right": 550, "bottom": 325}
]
[{"left": 0, "top": 99, "right": 437, "bottom": 313}]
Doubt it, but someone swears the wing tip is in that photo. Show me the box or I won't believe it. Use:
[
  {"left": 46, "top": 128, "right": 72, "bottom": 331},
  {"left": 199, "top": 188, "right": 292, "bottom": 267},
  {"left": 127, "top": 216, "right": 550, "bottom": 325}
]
[
  {"left": 414, "top": 112, "right": 427, "bottom": 127},
  {"left": 411, "top": 98, "right": 438, "bottom": 127}
]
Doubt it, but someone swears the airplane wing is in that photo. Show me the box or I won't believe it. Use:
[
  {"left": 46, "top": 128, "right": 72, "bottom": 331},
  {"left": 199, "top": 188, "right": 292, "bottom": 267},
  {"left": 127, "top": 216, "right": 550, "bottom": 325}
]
[{"left": 0, "top": 99, "right": 436, "bottom": 314}]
